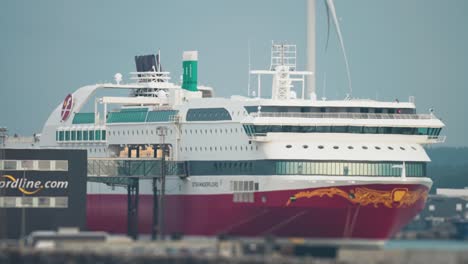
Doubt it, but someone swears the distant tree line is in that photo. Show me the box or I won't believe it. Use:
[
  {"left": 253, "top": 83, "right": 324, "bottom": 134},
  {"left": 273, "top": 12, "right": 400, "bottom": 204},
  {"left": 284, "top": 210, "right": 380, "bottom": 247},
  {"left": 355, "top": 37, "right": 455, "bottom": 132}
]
[{"left": 427, "top": 147, "right": 468, "bottom": 192}]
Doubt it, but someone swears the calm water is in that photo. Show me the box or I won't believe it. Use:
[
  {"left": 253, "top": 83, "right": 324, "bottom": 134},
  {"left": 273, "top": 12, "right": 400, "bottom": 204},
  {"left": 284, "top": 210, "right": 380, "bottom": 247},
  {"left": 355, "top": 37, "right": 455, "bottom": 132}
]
[{"left": 385, "top": 240, "right": 468, "bottom": 250}]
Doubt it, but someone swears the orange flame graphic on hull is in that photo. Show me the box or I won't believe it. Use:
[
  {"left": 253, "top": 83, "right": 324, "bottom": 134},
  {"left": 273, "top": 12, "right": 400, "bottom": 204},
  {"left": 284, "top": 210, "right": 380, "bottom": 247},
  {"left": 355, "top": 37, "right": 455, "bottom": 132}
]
[{"left": 286, "top": 187, "right": 428, "bottom": 208}]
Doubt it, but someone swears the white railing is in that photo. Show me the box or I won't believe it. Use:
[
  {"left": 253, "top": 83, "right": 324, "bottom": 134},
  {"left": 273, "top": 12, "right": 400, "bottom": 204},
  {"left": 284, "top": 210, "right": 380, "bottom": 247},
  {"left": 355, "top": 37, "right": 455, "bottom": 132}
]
[
  {"left": 129, "top": 71, "right": 171, "bottom": 83},
  {"left": 250, "top": 112, "right": 436, "bottom": 120}
]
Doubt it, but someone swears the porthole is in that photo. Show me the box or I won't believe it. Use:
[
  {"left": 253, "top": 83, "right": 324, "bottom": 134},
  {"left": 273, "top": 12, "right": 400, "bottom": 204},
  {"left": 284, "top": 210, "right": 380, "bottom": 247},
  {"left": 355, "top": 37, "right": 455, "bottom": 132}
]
[
  {"left": 210, "top": 147, "right": 213, "bottom": 151},
  {"left": 303, "top": 145, "right": 309, "bottom": 149},
  {"left": 375, "top": 146, "right": 381, "bottom": 150},
  {"left": 195, "top": 147, "right": 198, "bottom": 151},
  {"left": 400, "top": 147, "right": 406, "bottom": 150},
  {"left": 190, "top": 147, "right": 192, "bottom": 151},
  {"left": 348, "top": 146, "right": 354, "bottom": 150},
  {"left": 362, "top": 146, "right": 368, "bottom": 150},
  {"left": 388, "top": 146, "right": 394, "bottom": 150},
  {"left": 286, "top": 145, "right": 292, "bottom": 149},
  {"left": 333, "top": 146, "right": 339, "bottom": 149},
  {"left": 318, "top": 145, "right": 324, "bottom": 149},
  {"left": 411, "top": 146, "right": 417, "bottom": 150}
]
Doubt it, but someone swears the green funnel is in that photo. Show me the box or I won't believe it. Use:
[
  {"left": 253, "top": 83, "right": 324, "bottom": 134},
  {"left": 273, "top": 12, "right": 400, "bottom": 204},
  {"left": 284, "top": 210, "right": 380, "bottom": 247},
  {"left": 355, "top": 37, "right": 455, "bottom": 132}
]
[{"left": 182, "top": 51, "right": 198, "bottom": 91}]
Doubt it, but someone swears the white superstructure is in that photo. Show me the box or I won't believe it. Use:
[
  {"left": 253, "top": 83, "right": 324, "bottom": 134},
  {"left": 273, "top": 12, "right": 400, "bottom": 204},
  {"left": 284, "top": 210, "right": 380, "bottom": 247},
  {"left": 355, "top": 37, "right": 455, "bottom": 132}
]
[{"left": 34, "top": 45, "right": 444, "bottom": 199}]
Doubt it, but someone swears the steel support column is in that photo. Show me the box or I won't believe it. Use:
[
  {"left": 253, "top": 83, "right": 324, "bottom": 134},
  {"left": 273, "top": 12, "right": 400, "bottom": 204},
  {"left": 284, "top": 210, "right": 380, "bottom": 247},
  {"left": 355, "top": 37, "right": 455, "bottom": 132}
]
[
  {"left": 151, "top": 178, "right": 159, "bottom": 240},
  {"left": 127, "top": 178, "right": 139, "bottom": 240}
]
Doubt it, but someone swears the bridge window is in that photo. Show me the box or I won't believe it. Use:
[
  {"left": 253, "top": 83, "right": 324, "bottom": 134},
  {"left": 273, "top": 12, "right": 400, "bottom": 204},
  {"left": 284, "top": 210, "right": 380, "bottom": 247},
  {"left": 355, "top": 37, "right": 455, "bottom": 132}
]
[{"left": 186, "top": 108, "right": 232, "bottom": 121}]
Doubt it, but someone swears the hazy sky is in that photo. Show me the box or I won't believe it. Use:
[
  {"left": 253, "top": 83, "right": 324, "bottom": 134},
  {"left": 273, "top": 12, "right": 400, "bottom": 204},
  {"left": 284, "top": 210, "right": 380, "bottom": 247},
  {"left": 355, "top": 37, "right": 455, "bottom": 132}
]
[{"left": 1, "top": 0, "right": 467, "bottom": 146}]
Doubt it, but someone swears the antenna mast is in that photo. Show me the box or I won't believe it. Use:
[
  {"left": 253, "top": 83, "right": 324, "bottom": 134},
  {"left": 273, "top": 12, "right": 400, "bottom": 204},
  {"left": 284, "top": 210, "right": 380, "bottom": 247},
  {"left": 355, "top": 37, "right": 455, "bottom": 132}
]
[
  {"left": 307, "top": 0, "right": 316, "bottom": 100},
  {"left": 248, "top": 41, "right": 251, "bottom": 97}
]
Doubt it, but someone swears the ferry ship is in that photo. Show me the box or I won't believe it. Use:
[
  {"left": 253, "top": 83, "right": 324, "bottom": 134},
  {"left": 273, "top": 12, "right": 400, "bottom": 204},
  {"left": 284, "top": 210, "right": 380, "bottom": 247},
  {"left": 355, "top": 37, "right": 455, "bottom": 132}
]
[
  {"left": 33, "top": 40, "right": 445, "bottom": 244},
  {"left": 1, "top": 0, "right": 442, "bottom": 245}
]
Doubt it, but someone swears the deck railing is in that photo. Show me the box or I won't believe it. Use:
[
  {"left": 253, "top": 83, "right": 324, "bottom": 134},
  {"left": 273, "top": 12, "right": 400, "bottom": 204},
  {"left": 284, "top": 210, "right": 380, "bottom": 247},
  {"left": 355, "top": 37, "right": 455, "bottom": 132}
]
[
  {"left": 87, "top": 158, "right": 187, "bottom": 178},
  {"left": 250, "top": 112, "right": 436, "bottom": 120}
]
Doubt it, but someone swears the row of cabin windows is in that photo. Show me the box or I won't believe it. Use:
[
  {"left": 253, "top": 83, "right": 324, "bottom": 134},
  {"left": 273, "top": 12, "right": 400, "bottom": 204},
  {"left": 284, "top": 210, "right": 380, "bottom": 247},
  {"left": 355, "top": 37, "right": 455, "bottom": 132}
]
[
  {"left": 286, "top": 144, "right": 418, "bottom": 151},
  {"left": 186, "top": 160, "right": 425, "bottom": 177},
  {"left": 56, "top": 130, "right": 106, "bottom": 142},
  {"left": 109, "top": 128, "right": 173, "bottom": 137},
  {"left": 181, "top": 145, "right": 258, "bottom": 152},
  {"left": 186, "top": 108, "right": 232, "bottom": 121},
  {"left": 182, "top": 127, "right": 241, "bottom": 135},
  {"left": 275, "top": 161, "right": 425, "bottom": 177},
  {"left": 244, "top": 125, "right": 442, "bottom": 136}
]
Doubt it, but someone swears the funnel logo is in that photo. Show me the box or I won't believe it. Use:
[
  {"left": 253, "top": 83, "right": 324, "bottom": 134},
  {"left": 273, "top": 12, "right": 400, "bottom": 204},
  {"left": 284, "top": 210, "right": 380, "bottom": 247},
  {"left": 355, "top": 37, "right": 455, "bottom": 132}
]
[
  {"left": 0, "top": 175, "right": 68, "bottom": 196},
  {"left": 60, "top": 94, "right": 73, "bottom": 121}
]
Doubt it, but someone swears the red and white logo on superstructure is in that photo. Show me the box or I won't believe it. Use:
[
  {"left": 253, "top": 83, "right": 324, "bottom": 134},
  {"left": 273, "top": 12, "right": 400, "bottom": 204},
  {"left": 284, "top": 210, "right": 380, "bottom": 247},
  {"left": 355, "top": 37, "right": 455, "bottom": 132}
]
[{"left": 60, "top": 94, "right": 73, "bottom": 121}]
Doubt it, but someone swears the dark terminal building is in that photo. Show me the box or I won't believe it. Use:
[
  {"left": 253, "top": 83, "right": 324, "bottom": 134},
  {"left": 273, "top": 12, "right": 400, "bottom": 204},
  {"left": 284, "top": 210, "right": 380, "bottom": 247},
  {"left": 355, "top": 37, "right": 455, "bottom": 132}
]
[{"left": 0, "top": 148, "right": 87, "bottom": 239}]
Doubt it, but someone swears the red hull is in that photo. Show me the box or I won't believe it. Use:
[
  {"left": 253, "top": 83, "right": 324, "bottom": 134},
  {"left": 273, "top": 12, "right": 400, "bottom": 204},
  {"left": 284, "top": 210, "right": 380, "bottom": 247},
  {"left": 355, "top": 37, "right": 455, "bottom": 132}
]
[{"left": 86, "top": 184, "right": 428, "bottom": 240}]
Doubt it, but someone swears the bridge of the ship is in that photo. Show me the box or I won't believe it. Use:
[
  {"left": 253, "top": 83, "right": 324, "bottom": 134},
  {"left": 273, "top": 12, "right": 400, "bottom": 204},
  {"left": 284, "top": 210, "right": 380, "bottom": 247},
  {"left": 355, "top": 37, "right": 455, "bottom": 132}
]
[{"left": 87, "top": 158, "right": 188, "bottom": 240}]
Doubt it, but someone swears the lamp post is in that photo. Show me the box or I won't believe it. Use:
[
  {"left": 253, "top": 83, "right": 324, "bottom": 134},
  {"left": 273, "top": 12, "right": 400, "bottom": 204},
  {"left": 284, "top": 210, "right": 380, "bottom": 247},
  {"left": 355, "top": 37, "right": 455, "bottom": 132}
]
[{"left": 0, "top": 127, "right": 6, "bottom": 240}]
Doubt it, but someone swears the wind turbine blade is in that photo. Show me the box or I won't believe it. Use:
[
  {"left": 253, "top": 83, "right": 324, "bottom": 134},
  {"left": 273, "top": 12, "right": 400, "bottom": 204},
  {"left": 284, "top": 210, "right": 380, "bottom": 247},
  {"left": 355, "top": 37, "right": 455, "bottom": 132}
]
[
  {"left": 325, "top": 0, "right": 331, "bottom": 51},
  {"left": 326, "top": 0, "right": 352, "bottom": 95}
]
